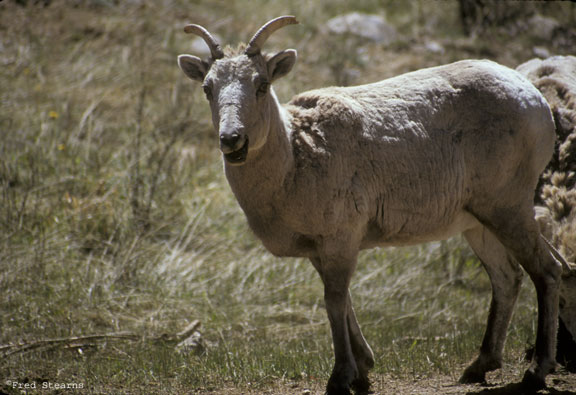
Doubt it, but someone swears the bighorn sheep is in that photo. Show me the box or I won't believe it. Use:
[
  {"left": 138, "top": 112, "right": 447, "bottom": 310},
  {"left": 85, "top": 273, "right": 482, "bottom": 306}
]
[
  {"left": 178, "top": 16, "right": 561, "bottom": 394},
  {"left": 517, "top": 55, "right": 576, "bottom": 372}
]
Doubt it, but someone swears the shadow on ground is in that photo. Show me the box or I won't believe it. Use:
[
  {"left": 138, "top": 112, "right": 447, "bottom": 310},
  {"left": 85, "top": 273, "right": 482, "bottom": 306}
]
[{"left": 466, "top": 380, "right": 576, "bottom": 395}]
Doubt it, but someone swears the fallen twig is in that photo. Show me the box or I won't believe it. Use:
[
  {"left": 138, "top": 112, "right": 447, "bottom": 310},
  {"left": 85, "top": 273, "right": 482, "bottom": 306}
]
[{"left": 0, "top": 320, "right": 201, "bottom": 357}]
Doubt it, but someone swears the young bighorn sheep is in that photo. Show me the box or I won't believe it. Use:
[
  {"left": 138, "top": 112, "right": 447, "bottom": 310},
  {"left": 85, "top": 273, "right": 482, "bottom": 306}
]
[{"left": 178, "top": 16, "right": 561, "bottom": 394}]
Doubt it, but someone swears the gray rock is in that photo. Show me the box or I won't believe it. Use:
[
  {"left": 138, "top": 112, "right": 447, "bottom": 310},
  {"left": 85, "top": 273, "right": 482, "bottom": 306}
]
[
  {"left": 532, "top": 46, "right": 551, "bottom": 59},
  {"left": 425, "top": 41, "right": 445, "bottom": 54},
  {"left": 528, "top": 14, "right": 559, "bottom": 41},
  {"left": 325, "top": 12, "right": 397, "bottom": 45}
]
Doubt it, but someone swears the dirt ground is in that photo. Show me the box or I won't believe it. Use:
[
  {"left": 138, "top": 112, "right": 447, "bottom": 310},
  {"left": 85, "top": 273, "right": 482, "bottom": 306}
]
[{"left": 205, "top": 366, "right": 576, "bottom": 395}]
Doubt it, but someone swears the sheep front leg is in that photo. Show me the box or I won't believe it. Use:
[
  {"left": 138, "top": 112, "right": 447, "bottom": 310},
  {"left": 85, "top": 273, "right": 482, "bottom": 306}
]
[
  {"left": 347, "top": 291, "right": 374, "bottom": 393},
  {"left": 311, "top": 254, "right": 360, "bottom": 395}
]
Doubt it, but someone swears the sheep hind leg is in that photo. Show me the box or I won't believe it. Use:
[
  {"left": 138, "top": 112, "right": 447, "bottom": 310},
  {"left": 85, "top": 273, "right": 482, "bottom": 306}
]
[
  {"left": 505, "top": 234, "right": 561, "bottom": 389},
  {"left": 473, "top": 206, "right": 562, "bottom": 389},
  {"left": 460, "top": 226, "right": 524, "bottom": 384}
]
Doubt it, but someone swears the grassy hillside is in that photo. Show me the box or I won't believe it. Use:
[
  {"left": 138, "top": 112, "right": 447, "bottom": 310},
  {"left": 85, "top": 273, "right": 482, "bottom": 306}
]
[{"left": 1, "top": 1, "right": 575, "bottom": 393}]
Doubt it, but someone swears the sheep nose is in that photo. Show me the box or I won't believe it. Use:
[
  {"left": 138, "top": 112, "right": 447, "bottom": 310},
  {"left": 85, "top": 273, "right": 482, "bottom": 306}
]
[{"left": 220, "top": 132, "right": 242, "bottom": 153}]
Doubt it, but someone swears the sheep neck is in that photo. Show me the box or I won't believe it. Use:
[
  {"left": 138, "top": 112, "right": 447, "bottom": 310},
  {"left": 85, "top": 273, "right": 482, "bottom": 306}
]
[{"left": 223, "top": 90, "right": 294, "bottom": 215}]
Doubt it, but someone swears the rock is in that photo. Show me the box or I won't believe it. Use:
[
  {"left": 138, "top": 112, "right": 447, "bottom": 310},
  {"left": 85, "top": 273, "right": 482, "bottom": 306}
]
[
  {"left": 527, "top": 14, "right": 559, "bottom": 41},
  {"left": 325, "top": 12, "right": 397, "bottom": 45},
  {"left": 425, "top": 41, "right": 445, "bottom": 54},
  {"left": 532, "top": 46, "right": 551, "bottom": 59}
]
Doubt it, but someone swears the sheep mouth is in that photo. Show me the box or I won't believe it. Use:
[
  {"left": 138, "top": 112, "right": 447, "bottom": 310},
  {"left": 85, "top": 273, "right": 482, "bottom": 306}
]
[{"left": 224, "top": 138, "right": 249, "bottom": 164}]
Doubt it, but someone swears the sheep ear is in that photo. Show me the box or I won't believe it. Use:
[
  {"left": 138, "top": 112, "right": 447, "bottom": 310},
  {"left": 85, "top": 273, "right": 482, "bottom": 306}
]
[
  {"left": 267, "top": 49, "right": 297, "bottom": 82},
  {"left": 178, "top": 54, "right": 209, "bottom": 82}
]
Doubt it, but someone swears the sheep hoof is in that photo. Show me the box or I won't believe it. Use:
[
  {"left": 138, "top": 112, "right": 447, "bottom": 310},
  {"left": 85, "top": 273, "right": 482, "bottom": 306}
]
[
  {"left": 459, "top": 367, "right": 487, "bottom": 385},
  {"left": 351, "top": 375, "right": 372, "bottom": 394},
  {"left": 521, "top": 369, "right": 547, "bottom": 391},
  {"left": 325, "top": 380, "right": 352, "bottom": 395},
  {"left": 324, "top": 386, "right": 352, "bottom": 395}
]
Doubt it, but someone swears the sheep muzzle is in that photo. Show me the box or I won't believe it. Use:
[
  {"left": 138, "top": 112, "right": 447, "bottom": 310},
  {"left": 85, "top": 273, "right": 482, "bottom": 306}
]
[{"left": 223, "top": 136, "right": 249, "bottom": 164}]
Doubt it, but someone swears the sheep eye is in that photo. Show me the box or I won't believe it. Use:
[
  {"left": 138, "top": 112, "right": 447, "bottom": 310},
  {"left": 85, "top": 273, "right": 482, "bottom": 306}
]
[
  {"left": 256, "top": 81, "right": 269, "bottom": 97},
  {"left": 202, "top": 84, "right": 213, "bottom": 100}
]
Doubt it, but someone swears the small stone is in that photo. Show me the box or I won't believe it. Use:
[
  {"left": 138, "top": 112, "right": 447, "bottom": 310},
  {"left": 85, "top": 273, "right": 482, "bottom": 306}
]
[
  {"left": 532, "top": 46, "right": 551, "bottom": 59},
  {"left": 425, "top": 41, "right": 445, "bottom": 54}
]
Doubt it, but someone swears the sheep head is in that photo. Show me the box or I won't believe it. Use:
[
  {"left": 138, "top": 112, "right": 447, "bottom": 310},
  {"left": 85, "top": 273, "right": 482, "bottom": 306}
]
[{"left": 178, "top": 16, "right": 299, "bottom": 165}]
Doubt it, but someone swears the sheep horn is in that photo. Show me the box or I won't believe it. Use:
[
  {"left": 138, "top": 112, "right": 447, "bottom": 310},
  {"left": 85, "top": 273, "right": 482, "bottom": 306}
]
[
  {"left": 245, "top": 15, "right": 299, "bottom": 57},
  {"left": 184, "top": 24, "right": 224, "bottom": 60}
]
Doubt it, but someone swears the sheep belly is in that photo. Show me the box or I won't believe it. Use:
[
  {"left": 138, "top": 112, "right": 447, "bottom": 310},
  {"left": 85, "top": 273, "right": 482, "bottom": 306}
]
[{"left": 362, "top": 209, "right": 480, "bottom": 248}]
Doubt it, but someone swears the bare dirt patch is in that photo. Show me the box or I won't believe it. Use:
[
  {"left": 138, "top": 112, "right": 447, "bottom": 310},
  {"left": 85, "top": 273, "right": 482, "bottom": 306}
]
[{"left": 200, "top": 367, "right": 576, "bottom": 394}]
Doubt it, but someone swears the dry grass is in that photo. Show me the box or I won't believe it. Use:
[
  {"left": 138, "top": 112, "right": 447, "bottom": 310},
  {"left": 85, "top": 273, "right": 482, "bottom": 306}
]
[{"left": 1, "top": 1, "right": 575, "bottom": 393}]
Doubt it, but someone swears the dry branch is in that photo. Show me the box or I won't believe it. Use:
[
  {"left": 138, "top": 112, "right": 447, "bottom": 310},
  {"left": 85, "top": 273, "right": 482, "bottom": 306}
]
[{"left": 0, "top": 320, "right": 201, "bottom": 358}]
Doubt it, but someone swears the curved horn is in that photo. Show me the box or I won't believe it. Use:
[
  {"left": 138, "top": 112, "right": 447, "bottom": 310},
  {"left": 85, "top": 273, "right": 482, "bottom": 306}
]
[
  {"left": 245, "top": 16, "right": 299, "bottom": 57},
  {"left": 184, "top": 24, "right": 224, "bottom": 60}
]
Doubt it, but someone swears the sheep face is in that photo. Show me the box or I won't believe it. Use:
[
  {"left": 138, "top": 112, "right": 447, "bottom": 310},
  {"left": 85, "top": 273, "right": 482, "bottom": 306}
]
[{"left": 178, "top": 50, "right": 296, "bottom": 165}]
